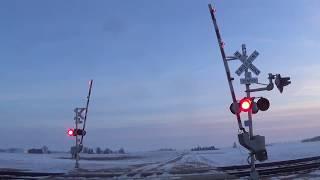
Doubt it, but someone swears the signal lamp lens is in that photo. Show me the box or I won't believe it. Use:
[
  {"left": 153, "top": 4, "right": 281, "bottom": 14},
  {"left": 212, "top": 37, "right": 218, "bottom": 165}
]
[
  {"left": 257, "top": 97, "right": 270, "bottom": 111},
  {"left": 242, "top": 101, "right": 250, "bottom": 110},
  {"left": 67, "top": 129, "right": 74, "bottom": 136},
  {"left": 230, "top": 102, "right": 240, "bottom": 114},
  {"left": 239, "top": 98, "right": 252, "bottom": 112}
]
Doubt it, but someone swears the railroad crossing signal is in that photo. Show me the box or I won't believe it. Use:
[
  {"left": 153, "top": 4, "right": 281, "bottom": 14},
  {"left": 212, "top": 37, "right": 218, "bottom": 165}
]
[
  {"left": 230, "top": 97, "right": 270, "bottom": 114},
  {"left": 67, "top": 128, "right": 86, "bottom": 136},
  {"left": 275, "top": 74, "right": 291, "bottom": 93},
  {"left": 208, "top": 4, "right": 291, "bottom": 180},
  {"left": 68, "top": 80, "right": 94, "bottom": 169},
  {"left": 234, "top": 50, "right": 261, "bottom": 76}
]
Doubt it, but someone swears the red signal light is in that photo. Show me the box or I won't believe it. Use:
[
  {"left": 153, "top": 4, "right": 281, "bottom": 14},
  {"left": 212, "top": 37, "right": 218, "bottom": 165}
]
[
  {"left": 239, "top": 98, "right": 252, "bottom": 112},
  {"left": 67, "top": 129, "right": 74, "bottom": 136},
  {"left": 67, "top": 128, "right": 86, "bottom": 136}
]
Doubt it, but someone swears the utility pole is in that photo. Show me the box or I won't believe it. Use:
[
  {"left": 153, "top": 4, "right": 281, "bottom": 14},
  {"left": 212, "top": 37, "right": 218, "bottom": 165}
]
[{"left": 208, "top": 4, "right": 291, "bottom": 180}]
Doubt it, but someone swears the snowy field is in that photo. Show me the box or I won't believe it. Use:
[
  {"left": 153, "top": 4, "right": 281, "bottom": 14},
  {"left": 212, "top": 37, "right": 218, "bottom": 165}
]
[
  {"left": 195, "top": 141, "right": 320, "bottom": 166},
  {"left": 0, "top": 141, "right": 320, "bottom": 179}
]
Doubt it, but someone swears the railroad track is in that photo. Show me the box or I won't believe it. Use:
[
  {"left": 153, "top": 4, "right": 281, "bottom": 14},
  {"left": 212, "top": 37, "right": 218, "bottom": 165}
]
[
  {"left": 0, "top": 171, "right": 64, "bottom": 179},
  {"left": 2, "top": 155, "right": 320, "bottom": 179},
  {"left": 218, "top": 156, "right": 320, "bottom": 178}
]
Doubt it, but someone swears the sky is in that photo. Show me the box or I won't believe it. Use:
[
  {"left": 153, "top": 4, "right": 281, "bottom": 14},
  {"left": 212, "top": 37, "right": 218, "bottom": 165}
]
[{"left": 0, "top": 0, "right": 319, "bottom": 151}]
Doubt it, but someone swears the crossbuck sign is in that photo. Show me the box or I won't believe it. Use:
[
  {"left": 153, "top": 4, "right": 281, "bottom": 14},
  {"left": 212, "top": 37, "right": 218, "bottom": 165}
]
[{"left": 234, "top": 50, "right": 260, "bottom": 76}]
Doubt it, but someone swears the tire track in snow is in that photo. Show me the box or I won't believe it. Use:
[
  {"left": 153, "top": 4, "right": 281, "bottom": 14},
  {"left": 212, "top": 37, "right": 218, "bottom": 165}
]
[{"left": 122, "top": 152, "right": 188, "bottom": 177}]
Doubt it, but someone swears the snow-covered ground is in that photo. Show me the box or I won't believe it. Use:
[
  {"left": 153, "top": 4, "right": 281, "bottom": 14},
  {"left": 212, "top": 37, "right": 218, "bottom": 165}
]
[
  {"left": 0, "top": 150, "right": 182, "bottom": 173},
  {"left": 194, "top": 141, "right": 320, "bottom": 166},
  {"left": 0, "top": 140, "right": 320, "bottom": 178}
]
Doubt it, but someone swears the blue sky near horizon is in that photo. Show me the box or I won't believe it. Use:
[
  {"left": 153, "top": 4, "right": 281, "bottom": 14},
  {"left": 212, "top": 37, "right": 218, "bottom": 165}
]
[{"left": 0, "top": 0, "right": 320, "bottom": 151}]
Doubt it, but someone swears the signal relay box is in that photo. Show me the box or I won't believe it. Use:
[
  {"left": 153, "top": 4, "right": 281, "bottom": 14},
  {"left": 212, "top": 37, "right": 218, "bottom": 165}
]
[{"left": 238, "top": 132, "right": 268, "bottom": 161}]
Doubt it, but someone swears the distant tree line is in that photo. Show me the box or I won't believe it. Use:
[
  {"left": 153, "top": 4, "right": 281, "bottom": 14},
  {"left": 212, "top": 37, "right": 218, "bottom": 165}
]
[
  {"left": 157, "top": 148, "right": 175, "bottom": 151},
  {"left": 27, "top": 146, "right": 50, "bottom": 154},
  {"left": 0, "top": 146, "right": 52, "bottom": 154},
  {"left": 0, "top": 148, "right": 24, "bottom": 153},
  {"left": 191, "top": 146, "right": 218, "bottom": 151},
  {"left": 301, "top": 136, "right": 320, "bottom": 143},
  {"left": 94, "top": 147, "right": 125, "bottom": 154},
  {"left": 70, "top": 146, "right": 125, "bottom": 157}
]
